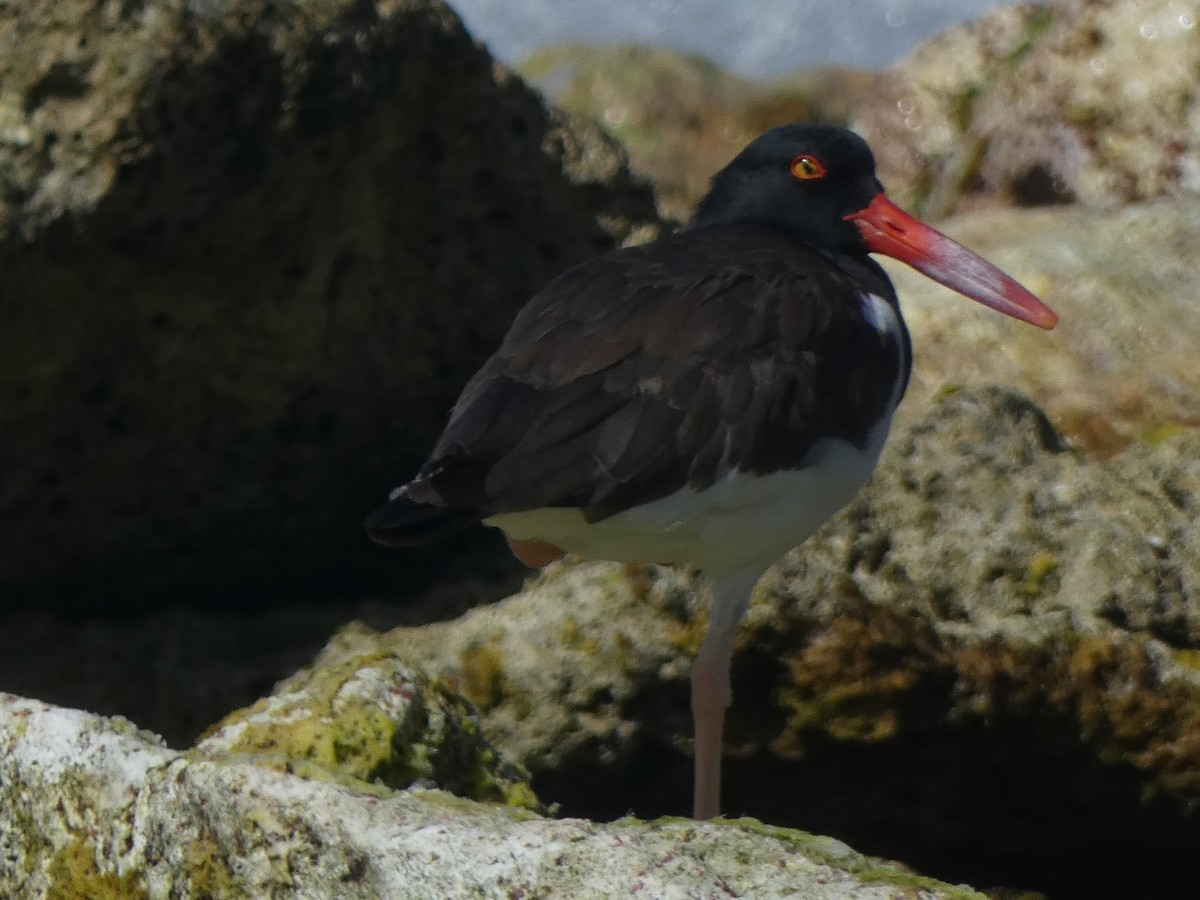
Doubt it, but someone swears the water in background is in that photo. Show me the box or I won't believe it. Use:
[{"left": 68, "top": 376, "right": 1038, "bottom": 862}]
[{"left": 448, "top": 0, "right": 1028, "bottom": 77}]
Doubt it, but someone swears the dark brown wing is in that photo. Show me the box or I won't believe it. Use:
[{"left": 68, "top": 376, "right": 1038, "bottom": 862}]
[{"left": 371, "top": 223, "right": 909, "bottom": 537}]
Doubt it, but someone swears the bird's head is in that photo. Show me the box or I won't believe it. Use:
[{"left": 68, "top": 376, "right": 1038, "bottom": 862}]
[{"left": 692, "top": 123, "right": 1058, "bottom": 330}]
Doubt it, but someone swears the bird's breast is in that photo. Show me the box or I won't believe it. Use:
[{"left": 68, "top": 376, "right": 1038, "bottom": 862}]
[{"left": 486, "top": 416, "right": 894, "bottom": 578}]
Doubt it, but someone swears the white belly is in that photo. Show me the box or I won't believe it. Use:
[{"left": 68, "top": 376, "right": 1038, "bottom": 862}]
[
  {"left": 489, "top": 291, "right": 905, "bottom": 576},
  {"left": 487, "top": 421, "right": 893, "bottom": 577}
]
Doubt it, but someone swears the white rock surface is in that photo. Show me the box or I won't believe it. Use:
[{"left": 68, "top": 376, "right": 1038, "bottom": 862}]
[{"left": 0, "top": 692, "right": 984, "bottom": 898}]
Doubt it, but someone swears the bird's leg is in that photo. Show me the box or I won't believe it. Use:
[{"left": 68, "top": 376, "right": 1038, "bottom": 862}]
[
  {"left": 690, "top": 621, "right": 736, "bottom": 820},
  {"left": 689, "top": 570, "right": 762, "bottom": 820}
]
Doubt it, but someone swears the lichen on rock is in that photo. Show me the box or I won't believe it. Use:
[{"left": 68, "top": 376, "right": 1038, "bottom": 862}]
[
  {"left": 0, "top": 692, "right": 983, "bottom": 899},
  {"left": 198, "top": 649, "right": 539, "bottom": 810}
]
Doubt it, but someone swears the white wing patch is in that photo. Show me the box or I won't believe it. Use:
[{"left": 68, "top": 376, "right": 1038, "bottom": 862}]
[
  {"left": 861, "top": 291, "right": 908, "bottom": 413},
  {"left": 861, "top": 292, "right": 902, "bottom": 343}
]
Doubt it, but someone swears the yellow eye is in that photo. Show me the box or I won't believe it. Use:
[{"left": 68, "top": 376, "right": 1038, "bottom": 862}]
[{"left": 790, "top": 154, "right": 827, "bottom": 180}]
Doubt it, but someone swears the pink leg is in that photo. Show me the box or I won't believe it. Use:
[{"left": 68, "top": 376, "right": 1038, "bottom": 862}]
[
  {"left": 691, "top": 627, "right": 735, "bottom": 819},
  {"left": 689, "top": 570, "right": 761, "bottom": 820}
]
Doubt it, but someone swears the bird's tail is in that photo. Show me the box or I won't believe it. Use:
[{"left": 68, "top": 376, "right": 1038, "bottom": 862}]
[{"left": 363, "top": 489, "right": 482, "bottom": 546}]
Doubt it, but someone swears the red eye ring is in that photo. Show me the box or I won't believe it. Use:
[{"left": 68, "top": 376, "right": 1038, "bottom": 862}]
[{"left": 790, "top": 154, "right": 827, "bottom": 180}]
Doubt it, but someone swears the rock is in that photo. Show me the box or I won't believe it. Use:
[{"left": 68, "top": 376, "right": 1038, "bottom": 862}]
[
  {"left": 311, "top": 386, "right": 1200, "bottom": 895},
  {"left": 0, "top": 0, "right": 660, "bottom": 613},
  {"left": 521, "top": 44, "right": 882, "bottom": 220},
  {"left": 855, "top": 0, "right": 1200, "bottom": 216},
  {"left": 525, "top": 0, "right": 1200, "bottom": 219},
  {"left": 754, "top": 387, "right": 1200, "bottom": 895},
  {"left": 886, "top": 197, "right": 1200, "bottom": 454},
  {"left": 197, "top": 644, "right": 539, "bottom": 809},
  {"left": 299, "top": 561, "right": 700, "bottom": 796},
  {"left": 0, "top": 693, "right": 985, "bottom": 899}
]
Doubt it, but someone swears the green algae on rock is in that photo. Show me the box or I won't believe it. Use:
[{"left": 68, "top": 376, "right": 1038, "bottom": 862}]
[
  {"left": 198, "top": 650, "right": 539, "bottom": 810},
  {"left": 0, "top": 693, "right": 986, "bottom": 899}
]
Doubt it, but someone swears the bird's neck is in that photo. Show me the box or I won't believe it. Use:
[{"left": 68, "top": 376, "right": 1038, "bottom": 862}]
[
  {"left": 818, "top": 247, "right": 897, "bottom": 303},
  {"left": 684, "top": 214, "right": 898, "bottom": 306}
]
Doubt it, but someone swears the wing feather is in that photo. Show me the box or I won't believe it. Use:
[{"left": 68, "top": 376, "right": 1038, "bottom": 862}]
[{"left": 403, "top": 223, "right": 908, "bottom": 522}]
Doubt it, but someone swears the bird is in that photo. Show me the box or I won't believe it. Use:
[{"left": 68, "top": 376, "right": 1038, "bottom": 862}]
[{"left": 364, "top": 123, "right": 1057, "bottom": 821}]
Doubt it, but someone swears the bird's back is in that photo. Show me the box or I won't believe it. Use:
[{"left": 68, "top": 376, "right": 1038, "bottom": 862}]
[{"left": 365, "top": 223, "right": 911, "bottom": 551}]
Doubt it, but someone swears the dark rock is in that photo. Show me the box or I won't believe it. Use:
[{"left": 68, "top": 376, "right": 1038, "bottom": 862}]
[{"left": 0, "top": 0, "right": 660, "bottom": 614}]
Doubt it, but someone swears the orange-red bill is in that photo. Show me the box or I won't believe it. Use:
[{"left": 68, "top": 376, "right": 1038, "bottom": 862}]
[{"left": 845, "top": 193, "right": 1058, "bottom": 330}]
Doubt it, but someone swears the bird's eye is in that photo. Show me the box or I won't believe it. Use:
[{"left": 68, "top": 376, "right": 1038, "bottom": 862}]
[{"left": 790, "top": 154, "right": 827, "bottom": 180}]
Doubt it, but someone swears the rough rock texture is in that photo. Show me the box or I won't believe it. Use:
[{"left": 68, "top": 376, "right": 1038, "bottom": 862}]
[
  {"left": 0, "top": 0, "right": 660, "bottom": 613},
  {"left": 520, "top": 3, "right": 1183, "bottom": 219},
  {"left": 197, "top": 644, "right": 540, "bottom": 809},
  {"left": 521, "top": 45, "right": 877, "bottom": 221},
  {"left": 294, "top": 562, "right": 696, "bottom": 789},
  {"left": 884, "top": 197, "right": 1200, "bottom": 454},
  {"left": 0, "top": 694, "right": 985, "bottom": 899},
  {"left": 308, "top": 387, "right": 1200, "bottom": 898},
  {"left": 527, "top": 0, "right": 1200, "bottom": 220},
  {"left": 855, "top": 0, "right": 1200, "bottom": 216}
]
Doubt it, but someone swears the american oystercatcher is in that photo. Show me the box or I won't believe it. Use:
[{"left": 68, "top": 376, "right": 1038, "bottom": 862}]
[{"left": 365, "top": 123, "right": 1057, "bottom": 820}]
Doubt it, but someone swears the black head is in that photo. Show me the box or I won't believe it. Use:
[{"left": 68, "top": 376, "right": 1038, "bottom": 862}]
[
  {"left": 690, "top": 123, "right": 883, "bottom": 258},
  {"left": 689, "top": 122, "right": 1060, "bottom": 330}
]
